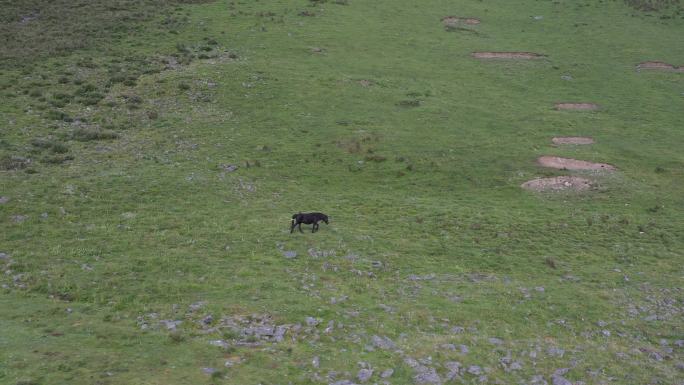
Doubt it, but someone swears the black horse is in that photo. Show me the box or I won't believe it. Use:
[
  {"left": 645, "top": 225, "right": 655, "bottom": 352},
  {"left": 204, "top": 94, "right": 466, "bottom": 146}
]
[{"left": 291, "top": 212, "right": 329, "bottom": 233}]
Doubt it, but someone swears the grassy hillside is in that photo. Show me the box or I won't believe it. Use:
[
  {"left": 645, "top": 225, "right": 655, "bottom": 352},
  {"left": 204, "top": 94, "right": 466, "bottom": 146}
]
[{"left": 1, "top": 0, "right": 683, "bottom": 384}]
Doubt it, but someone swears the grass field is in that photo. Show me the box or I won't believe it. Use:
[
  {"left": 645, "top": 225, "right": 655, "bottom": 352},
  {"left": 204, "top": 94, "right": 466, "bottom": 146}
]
[{"left": 1, "top": 0, "right": 683, "bottom": 384}]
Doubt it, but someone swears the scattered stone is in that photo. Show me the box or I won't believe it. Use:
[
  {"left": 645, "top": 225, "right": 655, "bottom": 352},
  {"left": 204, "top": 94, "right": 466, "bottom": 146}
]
[
  {"left": 408, "top": 273, "right": 435, "bottom": 281},
  {"left": 533, "top": 15, "right": 544, "bottom": 20},
  {"left": 209, "top": 339, "right": 230, "bottom": 349},
  {"left": 450, "top": 326, "right": 465, "bottom": 334},
  {"left": 202, "top": 367, "right": 218, "bottom": 375},
  {"left": 371, "top": 261, "right": 383, "bottom": 268},
  {"left": 188, "top": 301, "right": 207, "bottom": 312},
  {"left": 40, "top": 212, "right": 48, "bottom": 218},
  {"left": 160, "top": 319, "right": 182, "bottom": 331},
  {"left": 371, "top": 335, "right": 397, "bottom": 350},
  {"left": 637, "top": 61, "right": 684, "bottom": 72},
  {"left": 551, "top": 369, "right": 572, "bottom": 385},
  {"left": 306, "top": 317, "right": 321, "bottom": 327},
  {"left": 674, "top": 340, "right": 684, "bottom": 347},
  {"left": 413, "top": 367, "right": 442, "bottom": 384},
  {"left": 380, "top": 369, "right": 394, "bottom": 378},
  {"left": 220, "top": 164, "right": 238, "bottom": 173},
  {"left": 472, "top": 52, "right": 545, "bottom": 59},
  {"left": 561, "top": 74, "right": 573, "bottom": 81},
  {"left": 201, "top": 314, "right": 214, "bottom": 325},
  {"left": 442, "top": 16, "right": 481, "bottom": 26},
  {"left": 601, "top": 329, "right": 611, "bottom": 337},
  {"left": 535, "top": 286, "right": 545, "bottom": 292},
  {"left": 445, "top": 361, "right": 461, "bottom": 379},
  {"left": 0, "top": 197, "right": 8, "bottom": 204},
  {"left": 488, "top": 337, "right": 504, "bottom": 345},
  {"left": 0, "top": 252, "right": 9, "bottom": 261},
  {"left": 357, "top": 369, "right": 373, "bottom": 383},
  {"left": 552, "top": 136, "right": 594, "bottom": 145},
  {"left": 283, "top": 250, "right": 297, "bottom": 259},
  {"left": 537, "top": 156, "right": 615, "bottom": 171},
  {"left": 521, "top": 176, "right": 593, "bottom": 192},
  {"left": 467, "top": 365, "right": 482, "bottom": 375},
  {"left": 330, "top": 381, "right": 358, "bottom": 385},
  {"left": 11, "top": 215, "right": 28, "bottom": 223},
  {"left": 359, "top": 80, "right": 373, "bottom": 87},
  {"left": 458, "top": 344, "right": 469, "bottom": 354},
  {"left": 530, "top": 375, "right": 548, "bottom": 385},
  {"left": 312, "top": 356, "right": 320, "bottom": 369},
  {"left": 379, "top": 304, "right": 395, "bottom": 313},
  {"left": 311, "top": 47, "right": 325, "bottom": 53},
  {"left": 555, "top": 103, "right": 599, "bottom": 111},
  {"left": 547, "top": 347, "right": 565, "bottom": 357}
]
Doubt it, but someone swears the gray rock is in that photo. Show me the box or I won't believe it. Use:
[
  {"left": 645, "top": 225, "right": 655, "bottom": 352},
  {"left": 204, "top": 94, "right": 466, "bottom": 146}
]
[
  {"left": 202, "top": 367, "right": 218, "bottom": 375},
  {"left": 441, "top": 344, "right": 456, "bottom": 351},
  {"left": 458, "top": 344, "right": 469, "bottom": 354},
  {"left": 160, "top": 319, "right": 182, "bottom": 330},
  {"left": 533, "top": 15, "right": 544, "bottom": 20},
  {"left": 597, "top": 320, "right": 608, "bottom": 327},
  {"left": 601, "top": 329, "right": 611, "bottom": 337},
  {"left": 413, "top": 367, "right": 441, "bottom": 384},
  {"left": 357, "top": 369, "right": 373, "bottom": 383},
  {"left": 379, "top": 304, "right": 395, "bottom": 313},
  {"left": 371, "top": 261, "right": 383, "bottom": 268},
  {"left": 674, "top": 340, "right": 684, "bottom": 347},
  {"left": 330, "top": 381, "right": 358, "bottom": 385},
  {"left": 0, "top": 252, "right": 9, "bottom": 261},
  {"left": 371, "top": 335, "right": 397, "bottom": 350},
  {"left": 189, "top": 301, "right": 207, "bottom": 312},
  {"left": 283, "top": 250, "right": 297, "bottom": 259},
  {"left": 488, "top": 337, "right": 504, "bottom": 345},
  {"left": 306, "top": 317, "right": 321, "bottom": 327},
  {"left": 11, "top": 215, "right": 28, "bottom": 223},
  {"left": 274, "top": 325, "right": 287, "bottom": 342},
  {"left": 445, "top": 361, "right": 461, "bottom": 380},
  {"left": 530, "top": 375, "right": 548, "bottom": 385},
  {"left": 450, "top": 326, "right": 465, "bottom": 334},
  {"left": 0, "top": 197, "right": 9, "bottom": 204},
  {"left": 547, "top": 347, "right": 565, "bottom": 357},
  {"left": 209, "top": 340, "right": 229, "bottom": 349},
  {"left": 312, "top": 356, "right": 320, "bottom": 368},
  {"left": 551, "top": 374, "right": 572, "bottom": 385},
  {"left": 561, "top": 75, "right": 573, "bottom": 81},
  {"left": 221, "top": 164, "right": 238, "bottom": 173},
  {"left": 201, "top": 314, "right": 214, "bottom": 325},
  {"left": 676, "top": 362, "right": 684, "bottom": 371},
  {"left": 380, "top": 369, "right": 394, "bottom": 378},
  {"left": 467, "top": 366, "right": 482, "bottom": 375}
]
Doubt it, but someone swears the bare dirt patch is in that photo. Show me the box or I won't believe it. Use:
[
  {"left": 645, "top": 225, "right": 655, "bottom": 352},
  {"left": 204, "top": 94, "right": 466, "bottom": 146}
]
[
  {"left": 537, "top": 156, "right": 616, "bottom": 171},
  {"left": 555, "top": 103, "right": 599, "bottom": 111},
  {"left": 552, "top": 137, "right": 594, "bottom": 145},
  {"left": 636, "top": 61, "right": 684, "bottom": 72},
  {"left": 471, "top": 52, "right": 545, "bottom": 59},
  {"left": 442, "top": 16, "right": 481, "bottom": 26},
  {"left": 359, "top": 80, "right": 372, "bottom": 87},
  {"left": 521, "top": 176, "right": 593, "bottom": 192}
]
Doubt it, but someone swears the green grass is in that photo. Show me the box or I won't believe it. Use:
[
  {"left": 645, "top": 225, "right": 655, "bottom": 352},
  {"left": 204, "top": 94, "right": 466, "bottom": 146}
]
[{"left": 1, "top": 0, "right": 683, "bottom": 384}]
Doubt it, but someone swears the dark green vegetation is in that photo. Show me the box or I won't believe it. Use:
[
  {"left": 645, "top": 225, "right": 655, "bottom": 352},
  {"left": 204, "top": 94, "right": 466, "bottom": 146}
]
[{"left": 1, "top": 0, "right": 683, "bottom": 384}]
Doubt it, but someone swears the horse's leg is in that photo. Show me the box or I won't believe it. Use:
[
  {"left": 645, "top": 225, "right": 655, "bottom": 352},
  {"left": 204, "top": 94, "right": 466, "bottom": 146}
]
[
  {"left": 290, "top": 221, "right": 296, "bottom": 233},
  {"left": 298, "top": 223, "right": 304, "bottom": 233},
  {"left": 312, "top": 222, "right": 318, "bottom": 233}
]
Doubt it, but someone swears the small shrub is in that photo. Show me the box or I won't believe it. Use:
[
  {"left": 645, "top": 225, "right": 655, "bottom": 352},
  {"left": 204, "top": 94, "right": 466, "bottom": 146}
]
[
  {"left": 397, "top": 99, "right": 421, "bottom": 108},
  {"left": 178, "top": 82, "right": 190, "bottom": 91},
  {"left": 0, "top": 155, "right": 31, "bottom": 170},
  {"left": 71, "top": 128, "right": 119, "bottom": 141}
]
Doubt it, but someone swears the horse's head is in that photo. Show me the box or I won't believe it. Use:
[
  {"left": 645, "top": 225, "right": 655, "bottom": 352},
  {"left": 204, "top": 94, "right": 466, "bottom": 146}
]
[{"left": 323, "top": 215, "right": 329, "bottom": 225}]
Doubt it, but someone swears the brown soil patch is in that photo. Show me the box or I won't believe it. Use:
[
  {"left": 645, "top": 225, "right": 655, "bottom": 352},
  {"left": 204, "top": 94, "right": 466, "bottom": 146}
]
[
  {"left": 442, "top": 16, "right": 481, "bottom": 25},
  {"left": 359, "top": 80, "right": 372, "bottom": 87},
  {"left": 537, "top": 156, "right": 616, "bottom": 171},
  {"left": 555, "top": 103, "right": 599, "bottom": 111},
  {"left": 471, "top": 52, "right": 545, "bottom": 59},
  {"left": 552, "top": 137, "right": 594, "bottom": 145},
  {"left": 637, "top": 61, "right": 684, "bottom": 72},
  {"left": 521, "top": 176, "right": 593, "bottom": 192}
]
